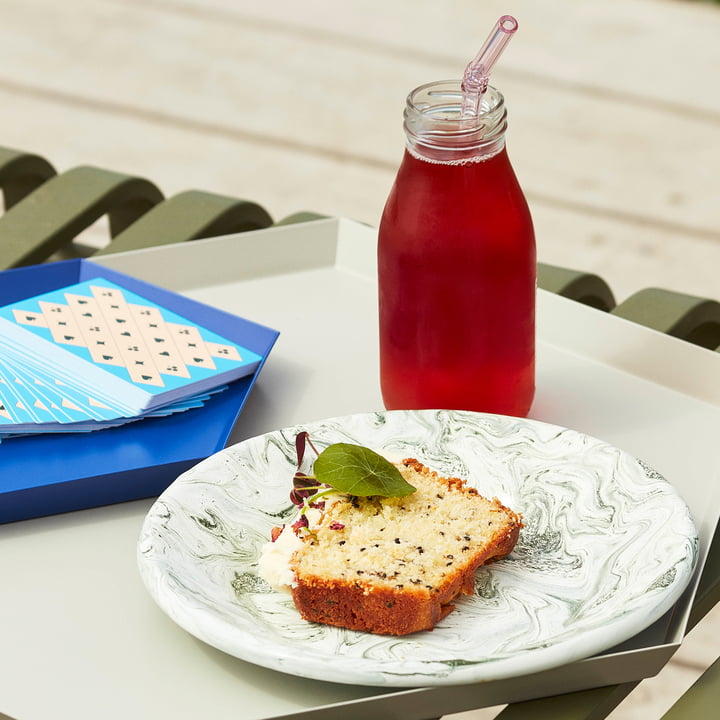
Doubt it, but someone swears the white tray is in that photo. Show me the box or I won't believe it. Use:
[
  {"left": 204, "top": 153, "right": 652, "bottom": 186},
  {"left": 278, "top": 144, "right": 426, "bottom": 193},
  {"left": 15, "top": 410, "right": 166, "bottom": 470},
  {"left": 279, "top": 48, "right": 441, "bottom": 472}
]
[
  {"left": 97, "top": 218, "right": 720, "bottom": 718},
  {"left": 2, "top": 218, "right": 718, "bottom": 720}
]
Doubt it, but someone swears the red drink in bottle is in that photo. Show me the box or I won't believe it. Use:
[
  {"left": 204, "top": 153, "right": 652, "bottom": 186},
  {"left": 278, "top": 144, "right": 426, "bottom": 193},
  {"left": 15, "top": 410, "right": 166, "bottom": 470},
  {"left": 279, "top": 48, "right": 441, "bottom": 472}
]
[{"left": 378, "top": 81, "right": 535, "bottom": 416}]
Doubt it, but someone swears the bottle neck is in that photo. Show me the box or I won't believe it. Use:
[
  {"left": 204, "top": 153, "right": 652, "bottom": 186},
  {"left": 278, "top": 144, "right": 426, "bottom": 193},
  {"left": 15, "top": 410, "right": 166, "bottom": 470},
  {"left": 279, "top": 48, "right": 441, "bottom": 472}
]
[{"left": 403, "top": 81, "right": 508, "bottom": 164}]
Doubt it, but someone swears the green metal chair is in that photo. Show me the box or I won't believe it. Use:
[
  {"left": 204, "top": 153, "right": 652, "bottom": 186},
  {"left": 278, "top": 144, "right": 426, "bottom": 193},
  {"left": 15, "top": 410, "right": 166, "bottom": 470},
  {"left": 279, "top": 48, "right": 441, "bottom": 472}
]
[
  {"left": 537, "top": 262, "right": 616, "bottom": 312},
  {"left": 0, "top": 146, "right": 57, "bottom": 209},
  {"left": 612, "top": 287, "right": 720, "bottom": 351},
  {"left": 537, "top": 261, "right": 720, "bottom": 353},
  {"left": 0, "top": 145, "right": 273, "bottom": 269}
]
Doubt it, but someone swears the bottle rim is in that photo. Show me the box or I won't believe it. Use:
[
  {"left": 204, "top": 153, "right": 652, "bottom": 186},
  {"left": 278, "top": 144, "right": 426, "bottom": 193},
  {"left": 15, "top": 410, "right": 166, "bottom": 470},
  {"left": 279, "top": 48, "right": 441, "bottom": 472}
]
[{"left": 403, "top": 80, "right": 507, "bottom": 157}]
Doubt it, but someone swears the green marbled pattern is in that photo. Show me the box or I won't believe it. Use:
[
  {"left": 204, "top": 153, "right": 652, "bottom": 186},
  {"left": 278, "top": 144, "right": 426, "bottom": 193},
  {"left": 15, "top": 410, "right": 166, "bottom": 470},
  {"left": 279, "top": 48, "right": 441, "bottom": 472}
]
[{"left": 137, "top": 410, "right": 697, "bottom": 686}]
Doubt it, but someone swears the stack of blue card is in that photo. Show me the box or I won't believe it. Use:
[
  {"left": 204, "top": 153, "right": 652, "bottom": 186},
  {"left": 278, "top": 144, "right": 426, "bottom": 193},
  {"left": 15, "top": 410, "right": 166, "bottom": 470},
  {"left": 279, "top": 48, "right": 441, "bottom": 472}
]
[{"left": 0, "top": 277, "right": 263, "bottom": 439}]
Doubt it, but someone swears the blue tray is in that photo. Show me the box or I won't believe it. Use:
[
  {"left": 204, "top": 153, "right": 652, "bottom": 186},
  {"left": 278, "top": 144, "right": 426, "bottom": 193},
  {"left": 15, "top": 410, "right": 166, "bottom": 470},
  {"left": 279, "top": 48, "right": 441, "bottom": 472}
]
[{"left": 0, "top": 259, "right": 279, "bottom": 523}]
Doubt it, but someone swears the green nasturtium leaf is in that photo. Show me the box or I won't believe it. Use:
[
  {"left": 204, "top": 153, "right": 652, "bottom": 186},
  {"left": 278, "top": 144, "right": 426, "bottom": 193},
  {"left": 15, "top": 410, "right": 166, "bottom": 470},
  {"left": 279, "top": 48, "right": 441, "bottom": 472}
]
[{"left": 313, "top": 443, "right": 416, "bottom": 497}]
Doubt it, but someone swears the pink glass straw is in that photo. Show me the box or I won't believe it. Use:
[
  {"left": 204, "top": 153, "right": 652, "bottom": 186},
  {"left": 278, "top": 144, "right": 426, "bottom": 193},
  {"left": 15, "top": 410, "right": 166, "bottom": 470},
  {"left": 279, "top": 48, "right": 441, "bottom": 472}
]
[{"left": 461, "top": 15, "right": 518, "bottom": 117}]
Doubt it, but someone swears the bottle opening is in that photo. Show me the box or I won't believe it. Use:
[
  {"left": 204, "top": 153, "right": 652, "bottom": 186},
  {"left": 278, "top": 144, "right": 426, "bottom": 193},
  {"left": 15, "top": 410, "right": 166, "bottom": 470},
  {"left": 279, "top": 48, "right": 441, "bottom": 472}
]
[{"left": 404, "top": 80, "right": 507, "bottom": 162}]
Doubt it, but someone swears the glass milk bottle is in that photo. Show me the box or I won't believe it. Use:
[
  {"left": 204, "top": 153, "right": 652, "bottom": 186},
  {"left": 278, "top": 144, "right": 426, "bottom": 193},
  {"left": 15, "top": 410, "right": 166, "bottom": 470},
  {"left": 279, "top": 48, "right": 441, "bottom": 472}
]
[{"left": 377, "top": 80, "right": 535, "bottom": 417}]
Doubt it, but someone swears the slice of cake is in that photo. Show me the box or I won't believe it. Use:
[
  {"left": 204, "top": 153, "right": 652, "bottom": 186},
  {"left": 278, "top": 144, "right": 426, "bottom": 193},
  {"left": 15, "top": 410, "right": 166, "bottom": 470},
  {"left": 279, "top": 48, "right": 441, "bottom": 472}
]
[{"left": 260, "top": 453, "right": 522, "bottom": 636}]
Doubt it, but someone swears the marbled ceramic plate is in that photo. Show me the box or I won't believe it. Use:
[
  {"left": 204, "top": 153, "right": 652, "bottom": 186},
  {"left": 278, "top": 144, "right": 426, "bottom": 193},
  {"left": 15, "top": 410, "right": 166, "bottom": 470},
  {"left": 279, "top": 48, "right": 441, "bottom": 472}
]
[{"left": 137, "top": 410, "right": 697, "bottom": 686}]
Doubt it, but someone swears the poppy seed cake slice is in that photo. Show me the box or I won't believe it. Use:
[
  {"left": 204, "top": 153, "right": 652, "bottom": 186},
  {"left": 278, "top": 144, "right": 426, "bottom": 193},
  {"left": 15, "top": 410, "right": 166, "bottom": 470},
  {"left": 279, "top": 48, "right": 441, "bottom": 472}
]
[{"left": 289, "top": 458, "right": 522, "bottom": 636}]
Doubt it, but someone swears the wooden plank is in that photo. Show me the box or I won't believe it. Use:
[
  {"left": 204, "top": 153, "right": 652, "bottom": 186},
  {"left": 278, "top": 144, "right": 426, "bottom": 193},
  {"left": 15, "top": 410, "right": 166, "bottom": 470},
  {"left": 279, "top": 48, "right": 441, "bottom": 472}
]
[
  {"left": 0, "top": 86, "right": 394, "bottom": 238},
  {"left": 0, "top": 86, "right": 720, "bottom": 300},
  {"left": 0, "top": 85, "right": 718, "bottom": 304},
  {"left": 0, "top": 0, "right": 717, "bottom": 239},
  {"left": 171, "top": 0, "right": 720, "bottom": 115}
]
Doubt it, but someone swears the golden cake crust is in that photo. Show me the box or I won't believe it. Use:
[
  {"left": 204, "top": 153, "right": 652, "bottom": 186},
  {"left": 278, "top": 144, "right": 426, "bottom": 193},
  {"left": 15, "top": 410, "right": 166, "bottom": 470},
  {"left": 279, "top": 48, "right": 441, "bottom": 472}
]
[{"left": 289, "top": 458, "right": 522, "bottom": 636}]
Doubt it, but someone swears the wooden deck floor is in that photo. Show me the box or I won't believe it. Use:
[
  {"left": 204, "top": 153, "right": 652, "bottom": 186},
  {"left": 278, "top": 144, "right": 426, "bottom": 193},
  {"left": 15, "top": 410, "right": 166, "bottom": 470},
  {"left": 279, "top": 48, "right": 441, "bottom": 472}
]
[{"left": 0, "top": 1, "right": 718, "bottom": 718}]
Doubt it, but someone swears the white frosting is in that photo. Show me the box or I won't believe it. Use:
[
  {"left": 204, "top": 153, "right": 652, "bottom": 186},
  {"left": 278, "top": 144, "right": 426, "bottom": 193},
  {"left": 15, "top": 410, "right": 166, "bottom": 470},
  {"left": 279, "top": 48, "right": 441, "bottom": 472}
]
[
  {"left": 258, "top": 503, "right": 334, "bottom": 593},
  {"left": 258, "top": 523, "right": 303, "bottom": 593}
]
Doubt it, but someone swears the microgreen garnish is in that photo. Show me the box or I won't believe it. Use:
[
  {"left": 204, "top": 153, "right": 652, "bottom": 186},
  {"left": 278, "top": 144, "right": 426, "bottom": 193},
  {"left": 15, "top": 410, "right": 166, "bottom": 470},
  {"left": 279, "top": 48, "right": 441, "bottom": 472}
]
[
  {"left": 291, "top": 432, "right": 416, "bottom": 515},
  {"left": 290, "top": 432, "right": 324, "bottom": 507},
  {"left": 314, "top": 443, "right": 416, "bottom": 497}
]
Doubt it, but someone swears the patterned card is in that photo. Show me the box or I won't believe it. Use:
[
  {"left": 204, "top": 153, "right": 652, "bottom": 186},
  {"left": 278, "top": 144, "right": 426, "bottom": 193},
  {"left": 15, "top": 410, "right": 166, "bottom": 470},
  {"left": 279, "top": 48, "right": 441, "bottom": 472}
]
[{"left": 0, "top": 278, "right": 263, "bottom": 436}]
